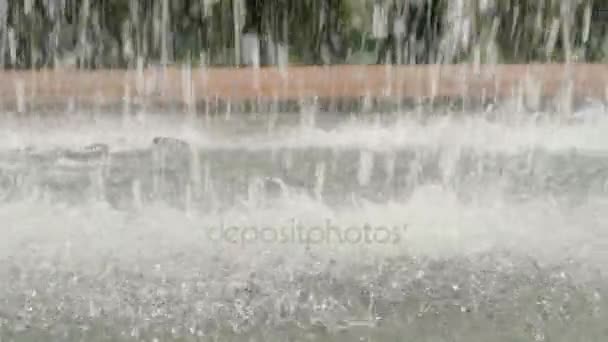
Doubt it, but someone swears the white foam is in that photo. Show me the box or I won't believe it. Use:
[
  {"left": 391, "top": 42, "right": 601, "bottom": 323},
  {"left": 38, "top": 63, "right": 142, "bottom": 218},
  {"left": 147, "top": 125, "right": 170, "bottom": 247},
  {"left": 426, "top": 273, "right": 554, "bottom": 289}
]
[
  {"left": 0, "top": 105, "right": 607, "bottom": 153},
  {"left": 0, "top": 183, "right": 606, "bottom": 275},
  {"left": 1, "top": 106, "right": 607, "bottom": 273}
]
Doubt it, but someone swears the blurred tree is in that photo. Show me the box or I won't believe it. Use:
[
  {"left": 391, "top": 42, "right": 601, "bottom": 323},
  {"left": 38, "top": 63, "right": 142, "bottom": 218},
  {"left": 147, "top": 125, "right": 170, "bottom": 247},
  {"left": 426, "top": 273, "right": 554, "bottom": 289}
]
[
  {"left": 0, "top": 0, "right": 606, "bottom": 69},
  {"left": 376, "top": 0, "right": 446, "bottom": 64}
]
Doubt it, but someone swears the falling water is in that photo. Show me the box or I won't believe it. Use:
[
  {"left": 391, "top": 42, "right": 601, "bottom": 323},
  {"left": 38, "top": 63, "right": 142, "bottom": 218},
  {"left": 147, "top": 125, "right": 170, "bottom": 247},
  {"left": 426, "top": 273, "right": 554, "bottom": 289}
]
[
  {"left": 2, "top": 106, "right": 608, "bottom": 340},
  {"left": 1, "top": 1, "right": 608, "bottom": 341}
]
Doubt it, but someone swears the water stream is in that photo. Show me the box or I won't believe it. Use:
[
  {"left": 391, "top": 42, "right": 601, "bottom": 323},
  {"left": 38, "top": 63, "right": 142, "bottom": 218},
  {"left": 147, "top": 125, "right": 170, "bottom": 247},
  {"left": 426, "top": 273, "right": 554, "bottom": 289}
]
[
  {"left": 1, "top": 0, "right": 607, "bottom": 340},
  {"left": 1, "top": 106, "right": 608, "bottom": 341}
]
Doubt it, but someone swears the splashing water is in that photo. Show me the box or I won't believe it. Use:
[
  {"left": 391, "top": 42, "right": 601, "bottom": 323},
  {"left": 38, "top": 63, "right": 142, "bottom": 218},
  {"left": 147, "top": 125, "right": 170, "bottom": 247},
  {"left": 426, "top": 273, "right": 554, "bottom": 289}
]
[
  {"left": 1, "top": 0, "right": 607, "bottom": 340},
  {"left": 1, "top": 103, "right": 608, "bottom": 341}
]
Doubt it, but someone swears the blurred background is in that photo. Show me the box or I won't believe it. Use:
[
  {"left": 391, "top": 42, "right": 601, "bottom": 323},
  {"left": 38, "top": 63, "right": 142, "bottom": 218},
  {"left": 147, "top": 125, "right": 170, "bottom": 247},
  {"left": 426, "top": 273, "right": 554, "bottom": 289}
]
[{"left": 0, "top": 0, "right": 607, "bottom": 69}]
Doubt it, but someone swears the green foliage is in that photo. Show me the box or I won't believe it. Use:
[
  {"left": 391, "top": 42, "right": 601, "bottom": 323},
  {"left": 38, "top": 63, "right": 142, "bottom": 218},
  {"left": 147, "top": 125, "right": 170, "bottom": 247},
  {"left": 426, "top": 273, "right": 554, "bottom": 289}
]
[{"left": 0, "top": 0, "right": 606, "bottom": 68}]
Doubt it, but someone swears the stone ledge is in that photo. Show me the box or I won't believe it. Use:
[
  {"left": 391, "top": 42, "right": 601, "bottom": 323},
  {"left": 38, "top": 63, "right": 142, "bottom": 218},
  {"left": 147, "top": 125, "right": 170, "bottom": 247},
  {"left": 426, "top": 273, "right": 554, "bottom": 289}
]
[{"left": 0, "top": 64, "right": 605, "bottom": 113}]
